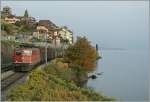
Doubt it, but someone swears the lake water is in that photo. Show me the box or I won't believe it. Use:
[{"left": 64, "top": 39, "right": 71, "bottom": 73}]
[{"left": 87, "top": 49, "right": 149, "bottom": 101}]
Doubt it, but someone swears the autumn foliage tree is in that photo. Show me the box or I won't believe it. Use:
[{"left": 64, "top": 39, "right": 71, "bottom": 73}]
[{"left": 64, "top": 36, "right": 97, "bottom": 71}]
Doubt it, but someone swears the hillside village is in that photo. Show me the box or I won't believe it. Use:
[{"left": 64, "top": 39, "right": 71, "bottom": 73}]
[{"left": 1, "top": 6, "right": 73, "bottom": 45}]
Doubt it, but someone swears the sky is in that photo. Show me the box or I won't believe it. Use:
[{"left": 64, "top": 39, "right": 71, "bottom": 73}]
[{"left": 1, "top": 1, "right": 149, "bottom": 50}]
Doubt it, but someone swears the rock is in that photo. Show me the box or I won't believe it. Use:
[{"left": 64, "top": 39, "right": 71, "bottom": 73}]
[
  {"left": 88, "top": 75, "right": 97, "bottom": 79},
  {"left": 97, "top": 56, "right": 102, "bottom": 60}
]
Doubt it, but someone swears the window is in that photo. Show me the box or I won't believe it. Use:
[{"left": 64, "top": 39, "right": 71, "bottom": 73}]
[
  {"left": 16, "top": 51, "right": 22, "bottom": 55},
  {"left": 22, "top": 50, "right": 32, "bottom": 56}
]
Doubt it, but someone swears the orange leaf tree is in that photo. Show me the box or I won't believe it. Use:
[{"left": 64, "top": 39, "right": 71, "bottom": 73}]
[{"left": 64, "top": 36, "right": 97, "bottom": 72}]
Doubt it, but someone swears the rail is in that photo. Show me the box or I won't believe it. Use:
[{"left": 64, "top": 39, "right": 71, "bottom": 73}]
[
  {"left": 1, "top": 63, "right": 14, "bottom": 73},
  {"left": 1, "top": 72, "right": 26, "bottom": 91}
]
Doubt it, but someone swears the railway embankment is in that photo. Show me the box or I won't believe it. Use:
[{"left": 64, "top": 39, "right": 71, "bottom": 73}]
[{"left": 8, "top": 62, "right": 115, "bottom": 101}]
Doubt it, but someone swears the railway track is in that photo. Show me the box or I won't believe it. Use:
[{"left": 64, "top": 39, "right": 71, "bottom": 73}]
[
  {"left": 1, "top": 72, "right": 26, "bottom": 91},
  {"left": 1, "top": 63, "right": 14, "bottom": 73},
  {"left": 1, "top": 61, "right": 50, "bottom": 90},
  {"left": 1, "top": 62, "right": 50, "bottom": 101}
]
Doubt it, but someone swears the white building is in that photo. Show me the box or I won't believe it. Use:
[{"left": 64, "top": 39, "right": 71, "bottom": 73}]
[{"left": 58, "top": 26, "right": 73, "bottom": 44}]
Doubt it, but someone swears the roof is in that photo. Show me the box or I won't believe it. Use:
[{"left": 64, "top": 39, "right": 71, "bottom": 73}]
[
  {"left": 15, "top": 16, "right": 36, "bottom": 21},
  {"left": 62, "top": 26, "right": 73, "bottom": 33},
  {"left": 15, "top": 16, "right": 24, "bottom": 19},
  {"left": 3, "top": 6, "right": 11, "bottom": 9},
  {"left": 38, "top": 20, "right": 59, "bottom": 30}
]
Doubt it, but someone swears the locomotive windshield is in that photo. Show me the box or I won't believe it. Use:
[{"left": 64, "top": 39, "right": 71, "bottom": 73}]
[
  {"left": 15, "top": 49, "right": 32, "bottom": 56},
  {"left": 16, "top": 51, "right": 22, "bottom": 55},
  {"left": 22, "top": 50, "right": 32, "bottom": 56}
]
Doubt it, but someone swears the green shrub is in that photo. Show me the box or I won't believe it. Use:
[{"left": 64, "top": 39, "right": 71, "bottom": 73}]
[{"left": 44, "top": 63, "right": 72, "bottom": 82}]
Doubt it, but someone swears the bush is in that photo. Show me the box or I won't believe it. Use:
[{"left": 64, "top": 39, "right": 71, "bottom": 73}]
[
  {"left": 45, "top": 60, "right": 88, "bottom": 86},
  {"left": 1, "top": 23, "right": 19, "bottom": 35},
  {"left": 15, "top": 21, "right": 22, "bottom": 27},
  {"left": 1, "top": 20, "right": 36, "bottom": 35},
  {"left": 51, "top": 58, "right": 69, "bottom": 69},
  {"left": 44, "top": 63, "right": 73, "bottom": 82}
]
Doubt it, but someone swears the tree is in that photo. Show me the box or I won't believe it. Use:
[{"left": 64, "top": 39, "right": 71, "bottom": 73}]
[
  {"left": 24, "top": 9, "right": 29, "bottom": 17},
  {"left": 64, "top": 36, "right": 97, "bottom": 71},
  {"left": 15, "top": 21, "right": 22, "bottom": 27},
  {"left": 1, "top": 23, "right": 13, "bottom": 34}
]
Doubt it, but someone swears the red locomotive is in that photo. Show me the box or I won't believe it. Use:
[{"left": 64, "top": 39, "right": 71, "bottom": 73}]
[{"left": 13, "top": 44, "right": 54, "bottom": 71}]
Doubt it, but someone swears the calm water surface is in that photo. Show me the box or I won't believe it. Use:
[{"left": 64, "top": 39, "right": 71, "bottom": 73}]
[{"left": 87, "top": 50, "right": 149, "bottom": 101}]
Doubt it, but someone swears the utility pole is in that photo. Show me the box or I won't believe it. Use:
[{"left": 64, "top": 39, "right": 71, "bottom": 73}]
[
  {"left": 96, "top": 44, "right": 98, "bottom": 51},
  {"left": 45, "top": 32, "right": 47, "bottom": 65},
  {"left": 54, "top": 31, "right": 57, "bottom": 58}
]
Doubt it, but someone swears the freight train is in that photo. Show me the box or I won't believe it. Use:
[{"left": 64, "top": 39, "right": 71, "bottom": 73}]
[
  {"left": 13, "top": 44, "right": 55, "bottom": 71},
  {"left": 1, "top": 41, "right": 14, "bottom": 68}
]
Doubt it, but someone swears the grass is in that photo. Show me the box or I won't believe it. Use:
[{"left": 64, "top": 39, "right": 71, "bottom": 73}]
[{"left": 8, "top": 68, "right": 115, "bottom": 101}]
